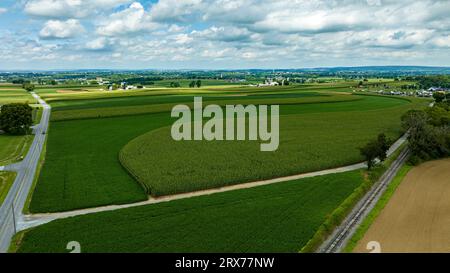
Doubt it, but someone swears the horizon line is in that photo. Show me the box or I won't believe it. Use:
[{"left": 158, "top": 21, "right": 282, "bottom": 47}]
[{"left": 2, "top": 65, "right": 450, "bottom": 73}]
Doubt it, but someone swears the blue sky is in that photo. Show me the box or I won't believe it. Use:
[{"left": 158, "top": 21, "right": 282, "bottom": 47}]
[{"left": 0, "top": 0, "right": 449, "bottom": 70}]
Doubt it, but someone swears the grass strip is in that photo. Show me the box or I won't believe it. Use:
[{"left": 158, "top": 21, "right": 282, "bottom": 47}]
[
  {"left": 342, "top": 163, "right": 413, "bottom": 253},
  {"left": 300, "top": 143, "right": 407, "bottom": 253},
  {"left": 0, "top": 172, "right": 16, "bottom": 206}
]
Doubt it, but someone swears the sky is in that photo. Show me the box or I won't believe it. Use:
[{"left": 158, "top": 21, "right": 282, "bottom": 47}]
[{"left": 0, "top": 0, "right": 449, "bottom": 70}]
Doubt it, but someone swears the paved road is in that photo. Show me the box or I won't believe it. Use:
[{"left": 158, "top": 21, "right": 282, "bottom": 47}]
[
  {"left": 18, "top": 132, "right": 409, "bottom": 232},
  {"left": 318, "top": 147, "right": 410, "bottom": 253},
  {"left": 0, "top": 93, "right": 50, "bottom": 253}
]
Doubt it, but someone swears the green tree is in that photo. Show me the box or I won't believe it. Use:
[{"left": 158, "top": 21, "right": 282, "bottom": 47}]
[
  {"left": 22, "top": 83, "right": 35, "bottom": 92},
  {"left": 360, "top": 133, "right": 391, "bottom": 169},
  {"left": 426, "top": 106, "right": 450, "bottom": 126},
  {"left": 446, "top": 92, "right": 450, "bottom": 102},
  {"left": 433, "top": 92, "right": 446, "bottom": 103},
  {"left": 377, "top": 133, "right": 391, "bottom": 161},
  {"left": 0, "top": 103, "right": 33, "bottom": 135},
  {"left": 189, "top": 81, "right": 196, "bottom": 88},
  {"left": 196, "top": 80, "right": 202, "bottom": 88},
  {"left": 360, "top": 140, "right": 381, "bottom": 170},
  {"left": 402, "top": 106, "right": 450, "bottom": 164},
  {"left": 401, "top": 109, "right": 428, "bottom": 131}
]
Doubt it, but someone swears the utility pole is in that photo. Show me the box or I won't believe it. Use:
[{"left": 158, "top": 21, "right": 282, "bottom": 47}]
[{"left": 11, "top": 203, "right": 16, "bottom": 234}]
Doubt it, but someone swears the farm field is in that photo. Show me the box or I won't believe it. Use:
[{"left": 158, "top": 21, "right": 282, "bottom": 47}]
[
  {"left": 49, "top": 91, "right": 328, "bottom": 111},
  {"left": 50, "top": 93, "right": 360, "bottom": 121},
  {"left": 0, "top": 172, "right": 16, "bottom": 206},
  {"left": 1, "top": 0, "right": 449, "bottom": 256},
  {"left": 0, "top": 135, "right": 33, "bottom": 166},
  {"left": 38, "top": 83, "right": 353, "bottom": 103},
  {"left": 120, "top": 101, "right": 414, "bottom": 196},
  {"left": 29, "top": 92, "right": 426, "bottom": 212},
  {"left": 147, "top": 79, "right": 248, "bottom": 88},
  {"left": 28, "top": 113, "right": 170, "bottom": 213},
  {"left": 16, "top": 170, "right": 365, "bottom": 253},
  {"left": 0, "top": 87, "right": 37, "bottom": 104},
  {"left": 353, "top": 158, "right": 450, "bottom": 253},
  {"left": 0, "top": 87, "right": 40, "bottom": 166}
]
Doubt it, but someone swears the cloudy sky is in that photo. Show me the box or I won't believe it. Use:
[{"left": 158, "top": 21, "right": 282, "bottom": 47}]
[{"left": 0, "top": 0, "right": 449, "bottom": 70}]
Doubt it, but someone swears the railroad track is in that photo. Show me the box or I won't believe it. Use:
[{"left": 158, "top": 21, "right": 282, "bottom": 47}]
[{"left": 319, "top": 148, "right": 410, "bottom": 253}]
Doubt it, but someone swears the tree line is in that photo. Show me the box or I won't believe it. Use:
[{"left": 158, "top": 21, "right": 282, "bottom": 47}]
[
  {"left": 401, "top": 101, "right": 450, "bottom": 165},
  {"left": 360, "top": 93, "right": 450, "bottom": 168},
  {"left": 416, "top": 75, "right": 450, "bottom": 89}
]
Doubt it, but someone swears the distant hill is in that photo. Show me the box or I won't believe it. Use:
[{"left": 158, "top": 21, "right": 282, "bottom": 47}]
[{"left": 308, "top": 66, "right": 450, "bottom": 73}]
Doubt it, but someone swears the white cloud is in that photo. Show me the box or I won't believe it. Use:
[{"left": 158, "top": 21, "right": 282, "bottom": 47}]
[
  {"left": 112, "top": 52, "right": 122, "bottom": 58},
  {"left": 432, "top": 35, "right": 450, "bottom": 48},
  {"left": 366, "top": 0, "right": 381, "bottom": 6},
  {"left": 0, "top": 33, "right": 60, "bottom": 63},
  {"left": 202, "top": 0, "right": 264, "bottom": 24},
  {"left": 201, "top": 48, "right": 233, "bottom": 59},
  {"left": 85, "top": 37, "right": 113, "bottom": 50},
  {"left": 172, "top": 34, "right": 193, "bottom": 44},
  {"left": 253, "top": 9, "right": 370, "bottom": 34},
  {"left": 39, "top": 19, "right": 85, "bottom": 39},
  {"left": 3, "top": 0, "right": 449, "bottom": 69},
  {"left": 0, "top": 8, "right": 7, "bottom": 14},
  {"left": 24, "top": 0, "right": 133, "bottom": 18},
  {"left": 149, "top": 0, "right": 203, "bottom": 23},
  {"left": 193, "top": 26, "right": 252, "bottom": 42},
  {"left": 343, "top": 29, "right": 436, "bottom": 50},
  {"left": 96, "top": 2, "right": 161, "bottom": 36},
  {"left": 167, "top": 24, "right": 187, "bottom": 33}
]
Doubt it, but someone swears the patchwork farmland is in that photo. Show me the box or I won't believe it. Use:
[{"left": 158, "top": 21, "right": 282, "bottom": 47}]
[
  {"left": 1, "top": 0, "right": 450, "bottom": 260},
  {"left": 0, "top": 78, "right": 433, "bottom": 254},
  {"left": 28, "top": 88, "right": 425, "bottom": 212},
  {"left": 0, "top": 0, "right": 450, "bottom": 260}
]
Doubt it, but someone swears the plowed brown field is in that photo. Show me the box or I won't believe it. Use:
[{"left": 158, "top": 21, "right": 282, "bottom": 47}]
[{"left": 354, "top": 158, "right": 450, "bottom": 253}]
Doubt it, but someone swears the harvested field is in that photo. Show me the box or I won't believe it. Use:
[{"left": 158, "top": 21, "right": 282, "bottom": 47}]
[{"left": 354, "top": 158, "right": 450, "bottom": 253}]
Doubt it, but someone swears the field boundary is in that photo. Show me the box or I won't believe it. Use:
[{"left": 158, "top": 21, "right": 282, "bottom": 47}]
[
  {"left": 316, "top": 147, "right": 410, "bottom": 253},
  {"left": 342, "top": 163, "right": 412, "bottom": 252},
  {"left": 18, "top": 133, "right": 409, "bottom": 232},
  {"left": 0, "top": 135, "right": 33, "bottom": 167},
  {"left": 300, "top": 170, "right": 372, "bottom": 252},
  {"left": 300, "top": 142, "right": 407, "bottom": 252},
  {"left": 118, "top": 150, "right": 150, "bottom": 194},
  {"left": 0, "top": 172, "right": 16, "bottom": 206},
  {"left": 50, "top": 95, "right": 363, "bottom": 122},
  {"left": 18, "top": 161, "right": 367, "bottom": 231},
  {"left": 22, "top": 137, "right": 48, "bottom": 214}
]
